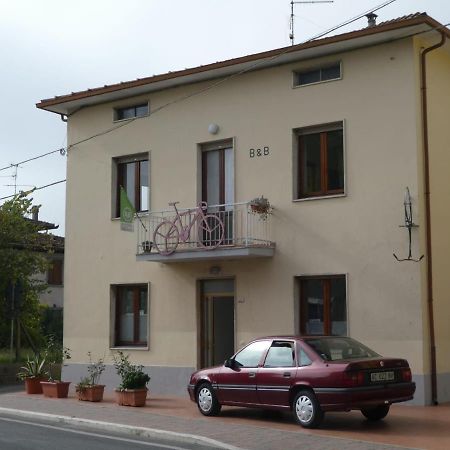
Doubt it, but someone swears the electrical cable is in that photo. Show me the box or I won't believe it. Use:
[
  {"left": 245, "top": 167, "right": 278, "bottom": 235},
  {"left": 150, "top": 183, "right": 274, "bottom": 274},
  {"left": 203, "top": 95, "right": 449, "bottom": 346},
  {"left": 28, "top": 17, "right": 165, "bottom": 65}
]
[
  {"left": 0, "top": 0, "right": 445, "bottom": 183},
  {"left": 0, "top": 148, "right": 65, "bottom": 172},
  {"left": 0, "top": 179, "right": 66, "bottom": 201},
  {"left": 303, "top": 0, "right": 399, "bottom": 42}
]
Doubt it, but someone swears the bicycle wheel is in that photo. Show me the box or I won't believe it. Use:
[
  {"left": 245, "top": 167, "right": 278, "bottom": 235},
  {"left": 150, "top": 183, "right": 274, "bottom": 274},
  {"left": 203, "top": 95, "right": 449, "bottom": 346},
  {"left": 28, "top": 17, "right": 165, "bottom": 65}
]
[
  {"left": 198, "top": 214, "right": 224, "bottom": 249},
  {"left": 153, "top": 221, "right": 179, "bottom": 255}
]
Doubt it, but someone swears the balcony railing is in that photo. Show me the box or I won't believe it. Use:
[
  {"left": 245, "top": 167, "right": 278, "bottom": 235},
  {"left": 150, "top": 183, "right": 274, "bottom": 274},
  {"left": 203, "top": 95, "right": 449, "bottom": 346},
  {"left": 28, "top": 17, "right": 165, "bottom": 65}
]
[{"left": 136, "top": 201, "right": 274, "bottom": 261}]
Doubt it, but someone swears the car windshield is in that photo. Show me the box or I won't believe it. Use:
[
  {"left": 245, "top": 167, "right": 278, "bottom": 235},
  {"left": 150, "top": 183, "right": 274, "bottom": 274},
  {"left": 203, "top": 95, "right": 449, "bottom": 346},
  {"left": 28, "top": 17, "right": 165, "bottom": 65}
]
[{"left": 305, "top": 337, "right": 380, "bottom": 361}]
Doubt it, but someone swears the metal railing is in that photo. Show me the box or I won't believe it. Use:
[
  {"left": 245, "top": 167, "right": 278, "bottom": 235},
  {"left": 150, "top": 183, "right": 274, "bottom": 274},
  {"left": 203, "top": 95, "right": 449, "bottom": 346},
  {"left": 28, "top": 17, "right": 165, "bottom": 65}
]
[{"left": 136, "top": 201, "right": 274, "bottom": 255}]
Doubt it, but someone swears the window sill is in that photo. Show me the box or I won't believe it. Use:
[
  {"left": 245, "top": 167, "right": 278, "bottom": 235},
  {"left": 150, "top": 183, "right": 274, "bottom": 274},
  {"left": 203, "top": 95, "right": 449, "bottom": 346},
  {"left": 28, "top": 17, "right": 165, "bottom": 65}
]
[
  {"left": 293, "top": 193, "right": 346, "bottom": 203},
  {"left": 292, "top": 76, "right": 342, "bottom": 89},
  {"left": 112, "top": 113, "right": 150, "bottom": 124},
  {"left": 110, "top": 346, "right": 149, "bottom": 351}
]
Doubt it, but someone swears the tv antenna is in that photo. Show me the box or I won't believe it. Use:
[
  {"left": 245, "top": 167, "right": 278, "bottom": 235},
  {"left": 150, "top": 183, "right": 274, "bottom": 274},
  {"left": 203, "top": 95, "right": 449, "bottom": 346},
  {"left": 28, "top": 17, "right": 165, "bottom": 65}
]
[{"left": 290, "top": 1, "right": 334, "bottom": 45}]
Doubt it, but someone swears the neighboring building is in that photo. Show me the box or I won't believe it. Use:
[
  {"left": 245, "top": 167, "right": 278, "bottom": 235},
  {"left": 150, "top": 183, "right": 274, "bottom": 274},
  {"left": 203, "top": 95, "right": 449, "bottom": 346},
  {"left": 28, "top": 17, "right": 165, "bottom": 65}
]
[
  {"left": 28, "top": 209, "right": 65, "bottom": 310},
  {"left": 37, "top": 13, "right": 450, "bottom": 405}
]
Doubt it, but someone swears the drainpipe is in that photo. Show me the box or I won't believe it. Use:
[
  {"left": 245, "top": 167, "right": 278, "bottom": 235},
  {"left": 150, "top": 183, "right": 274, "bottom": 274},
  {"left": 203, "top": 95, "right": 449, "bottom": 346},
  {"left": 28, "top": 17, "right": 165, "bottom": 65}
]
[{"left": 420, "top": 32, "right": 446, "bottom": 406}]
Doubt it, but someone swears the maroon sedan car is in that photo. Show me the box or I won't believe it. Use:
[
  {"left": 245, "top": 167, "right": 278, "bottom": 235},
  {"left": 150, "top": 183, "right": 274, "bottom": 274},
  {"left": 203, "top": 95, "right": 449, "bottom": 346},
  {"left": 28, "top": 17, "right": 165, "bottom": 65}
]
[{"left": 188, "top": 336, "right": 415, "bottom": 428}]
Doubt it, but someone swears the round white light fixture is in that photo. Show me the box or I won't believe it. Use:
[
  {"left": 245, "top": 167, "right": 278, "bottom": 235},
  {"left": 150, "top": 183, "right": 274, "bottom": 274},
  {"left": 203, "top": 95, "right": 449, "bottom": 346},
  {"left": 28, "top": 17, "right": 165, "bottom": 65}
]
[{"left": 208, "top": 123, "right": 220, "bottom": 135}]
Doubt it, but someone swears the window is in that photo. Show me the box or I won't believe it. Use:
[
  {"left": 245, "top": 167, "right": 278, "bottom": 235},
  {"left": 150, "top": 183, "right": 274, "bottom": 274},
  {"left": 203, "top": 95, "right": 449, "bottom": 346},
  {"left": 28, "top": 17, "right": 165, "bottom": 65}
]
[
  {"left": 115, "top": 156, "right": 149, "bottom": 217},
  {"left": 299, "top": 276, "right": 347, "bottom": 336},
  {"left": 296, "top": 124, "right": 344, "bottom": 199},
  {"left": 294, "top": 63, "right": 341, "bottom": 87},
  {"left": 47, "top": 259, "right": 63, "bottom": 286},
  {"left": 264, "top": 342, "right": 295, "bottom": 367},
  {"left": 234, "top": 340, "right": 270, "bottom": 368},
  {"left": 306, "top": 337, "right": 379, "bottom": 361},
  {"left": 115, "top": 103, "right": 149, "bottom": 121},
  {"left": 114, "top": 285, "right": 148, "bottom": 347},
  {"left": 299, "top": 348, "right": 312, "bottom": 366}
]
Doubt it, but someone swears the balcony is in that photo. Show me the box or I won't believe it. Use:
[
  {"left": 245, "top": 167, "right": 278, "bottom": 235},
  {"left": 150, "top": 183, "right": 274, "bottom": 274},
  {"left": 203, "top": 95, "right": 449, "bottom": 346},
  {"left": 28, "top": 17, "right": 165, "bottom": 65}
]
[{"left": 136, "top": 201, "right": 275, "bottom": 263}]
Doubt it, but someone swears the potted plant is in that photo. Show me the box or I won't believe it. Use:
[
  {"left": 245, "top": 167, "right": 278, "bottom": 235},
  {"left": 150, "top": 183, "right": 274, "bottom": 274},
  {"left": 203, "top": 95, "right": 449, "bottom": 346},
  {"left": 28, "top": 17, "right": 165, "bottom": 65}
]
[
  {"left": 141, "top": 240, "right": 152, "bottom": 253},
  {"left": 40, "top": 335, "right": 72, "bottom": 398},
  {"left": 113, "top": 351, "right": 150, "bottom": 407},
  {"left": 75, "top": 352, "right": 106, "bottom": 402},
  {"left": 249, "top": 196, "right": 273, "bottom": 220},
  {"left": 17, "top": 353, "right": 49, "bottom": 394}
]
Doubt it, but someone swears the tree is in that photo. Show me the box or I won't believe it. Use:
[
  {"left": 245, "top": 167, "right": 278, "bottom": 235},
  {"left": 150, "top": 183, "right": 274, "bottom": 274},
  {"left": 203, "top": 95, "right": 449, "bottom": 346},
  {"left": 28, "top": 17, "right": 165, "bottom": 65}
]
[{"left": 0, "top": 193, "right": 54, "bottom": 357}]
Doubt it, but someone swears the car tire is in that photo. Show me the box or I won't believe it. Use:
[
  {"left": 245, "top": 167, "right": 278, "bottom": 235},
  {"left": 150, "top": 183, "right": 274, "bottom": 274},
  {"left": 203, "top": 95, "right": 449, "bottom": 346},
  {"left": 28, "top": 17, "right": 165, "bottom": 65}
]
[
  {"left": 293, "top": 389, "right": 324, "bottom": 428},
  {"left": 196, "top": 383, "right": 221, "bottom": 416},
  {"left": 361, "top": 405, "right": 390, "bottom": 421}
]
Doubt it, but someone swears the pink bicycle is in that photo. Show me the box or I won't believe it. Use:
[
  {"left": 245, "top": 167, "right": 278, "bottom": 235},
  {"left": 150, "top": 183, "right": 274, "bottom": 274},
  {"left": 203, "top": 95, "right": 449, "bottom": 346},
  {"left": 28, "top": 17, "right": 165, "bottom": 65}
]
[{"left": 153, "top": 201, "right": 225, "bottom": 255}]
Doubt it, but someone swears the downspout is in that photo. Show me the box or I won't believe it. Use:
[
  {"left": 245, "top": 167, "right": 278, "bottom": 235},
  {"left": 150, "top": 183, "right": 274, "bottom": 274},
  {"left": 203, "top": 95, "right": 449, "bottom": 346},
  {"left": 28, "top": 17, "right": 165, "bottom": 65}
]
[{"left": 420, "top": 32, "right": 446, "bottom": 406}]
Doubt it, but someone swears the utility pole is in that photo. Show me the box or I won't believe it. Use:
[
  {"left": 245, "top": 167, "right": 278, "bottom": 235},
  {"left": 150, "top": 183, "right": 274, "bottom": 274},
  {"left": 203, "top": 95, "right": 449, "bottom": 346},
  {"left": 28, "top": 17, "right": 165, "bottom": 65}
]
[{"left": 290, "top": 0, "right": 334, "bottom": 45}]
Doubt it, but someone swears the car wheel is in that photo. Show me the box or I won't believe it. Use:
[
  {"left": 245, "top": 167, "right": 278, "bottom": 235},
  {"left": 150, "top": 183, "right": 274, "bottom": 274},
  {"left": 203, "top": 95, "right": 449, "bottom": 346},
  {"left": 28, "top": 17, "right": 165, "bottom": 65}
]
[
  {"left": 361, "top": 405, "right": 390, "bottom": 421},
  {"left": 196, "top": 383, "right": 221, "bottom": 416},
  {"left": 293, "top": 390, "right": 324, "bottom": 428}
]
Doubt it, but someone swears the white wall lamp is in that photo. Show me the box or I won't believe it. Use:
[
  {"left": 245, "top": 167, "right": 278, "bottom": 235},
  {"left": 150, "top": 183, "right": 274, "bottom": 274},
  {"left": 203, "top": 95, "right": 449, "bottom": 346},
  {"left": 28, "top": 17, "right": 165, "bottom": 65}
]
[{"left": 208, "top": 123, "right": 220, "bottom": 135}]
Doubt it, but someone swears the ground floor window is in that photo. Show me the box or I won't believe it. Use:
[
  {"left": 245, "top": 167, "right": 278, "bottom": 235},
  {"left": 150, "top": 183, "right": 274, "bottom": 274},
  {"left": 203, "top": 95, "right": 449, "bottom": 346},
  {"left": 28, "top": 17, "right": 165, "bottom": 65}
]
[
  {"left": 299, "top": 275, "right": 347, "bottom": 336},
  {"left": 113, "top": 284, "right": 148, "bottom": 347}
]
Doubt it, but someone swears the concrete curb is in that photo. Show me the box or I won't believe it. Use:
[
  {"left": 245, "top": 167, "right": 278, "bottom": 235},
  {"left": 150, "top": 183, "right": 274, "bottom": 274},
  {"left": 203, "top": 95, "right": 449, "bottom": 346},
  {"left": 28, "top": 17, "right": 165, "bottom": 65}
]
[{"left": 0, "top": 407, "right": 243, "bottom": 450}]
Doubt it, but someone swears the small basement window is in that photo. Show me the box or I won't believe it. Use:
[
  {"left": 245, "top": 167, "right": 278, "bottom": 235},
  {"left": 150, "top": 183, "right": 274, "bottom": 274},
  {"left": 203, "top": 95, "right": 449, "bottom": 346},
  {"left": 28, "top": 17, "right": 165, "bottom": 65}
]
[
  {"left": 294, "top": 63, "right": 341, "bottom": 87},
  {"left": 115, "top": 103, "right": 149, "bottom": 121}
]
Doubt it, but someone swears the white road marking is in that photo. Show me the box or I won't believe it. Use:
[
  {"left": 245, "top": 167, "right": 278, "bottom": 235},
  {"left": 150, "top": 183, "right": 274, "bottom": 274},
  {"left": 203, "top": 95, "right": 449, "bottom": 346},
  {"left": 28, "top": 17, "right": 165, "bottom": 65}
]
[{"left": 0, "top": 416, "right": 191, "bottom": 450}]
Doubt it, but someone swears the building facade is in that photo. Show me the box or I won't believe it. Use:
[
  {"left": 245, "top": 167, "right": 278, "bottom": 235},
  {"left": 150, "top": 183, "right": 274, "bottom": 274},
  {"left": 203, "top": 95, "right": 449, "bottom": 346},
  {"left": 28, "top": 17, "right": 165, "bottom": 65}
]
[{"left": 37, "top": 13, "right": 450, "bottom": 405}]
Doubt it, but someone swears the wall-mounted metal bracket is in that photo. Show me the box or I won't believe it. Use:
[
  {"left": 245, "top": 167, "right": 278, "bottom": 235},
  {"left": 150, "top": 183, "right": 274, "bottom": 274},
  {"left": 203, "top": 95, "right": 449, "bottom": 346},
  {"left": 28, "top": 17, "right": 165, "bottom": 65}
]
[{"left": 393, "top": 187, "right": 424, "bottom": 262}]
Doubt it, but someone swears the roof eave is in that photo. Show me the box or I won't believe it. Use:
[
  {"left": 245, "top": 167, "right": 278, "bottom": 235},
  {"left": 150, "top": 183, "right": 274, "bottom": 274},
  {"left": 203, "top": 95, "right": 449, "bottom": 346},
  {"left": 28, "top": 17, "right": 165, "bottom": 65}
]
[{"left": 36, "top": 14, "right": 448, "bottom": 116}]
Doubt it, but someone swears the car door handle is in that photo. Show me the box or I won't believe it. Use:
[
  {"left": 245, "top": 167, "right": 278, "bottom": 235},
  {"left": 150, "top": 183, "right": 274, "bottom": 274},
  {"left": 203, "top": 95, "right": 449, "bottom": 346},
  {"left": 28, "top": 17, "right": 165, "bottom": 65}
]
[
  {"left": 248, "top": 372, "right": 256, "bottom": 378},
  {"left": 283, "top": 372, "right": 291, "bottom": 378}
]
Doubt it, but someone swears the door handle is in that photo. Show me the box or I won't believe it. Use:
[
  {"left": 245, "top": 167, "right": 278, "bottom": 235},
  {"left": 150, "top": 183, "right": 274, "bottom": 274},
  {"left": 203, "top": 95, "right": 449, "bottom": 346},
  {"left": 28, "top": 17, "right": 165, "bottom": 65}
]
[
  {"left": 283, "top": 372, "right": 291, "bottom": 378},
  {"left": 248, "top": 372, "right": 256, "bottom": 378}
]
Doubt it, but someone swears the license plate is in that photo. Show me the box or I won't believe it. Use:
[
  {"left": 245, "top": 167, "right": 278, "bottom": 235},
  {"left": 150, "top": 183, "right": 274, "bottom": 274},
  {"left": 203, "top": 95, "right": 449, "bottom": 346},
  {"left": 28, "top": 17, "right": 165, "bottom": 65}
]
[{"left": 371, "top": 371, "right": 395, "bottom": 382}]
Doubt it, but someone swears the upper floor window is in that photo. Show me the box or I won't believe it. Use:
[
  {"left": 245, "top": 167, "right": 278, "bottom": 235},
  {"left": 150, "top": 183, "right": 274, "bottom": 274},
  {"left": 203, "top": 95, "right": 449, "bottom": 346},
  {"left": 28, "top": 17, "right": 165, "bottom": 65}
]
[
  {"left": 294, "top": 63, "right": 341, "bottom": 87},
  {"left": 115, "top": 155, "right": 149, "bottom": 217},
  {"left": 47, "top": 259, "right": 63, "bottom": 286},
  {"left": 114, "top": 103, "right": 149, "bottom": 121},
  {"left": 296, "top": 123, "right": 344, "bottom": 199}
]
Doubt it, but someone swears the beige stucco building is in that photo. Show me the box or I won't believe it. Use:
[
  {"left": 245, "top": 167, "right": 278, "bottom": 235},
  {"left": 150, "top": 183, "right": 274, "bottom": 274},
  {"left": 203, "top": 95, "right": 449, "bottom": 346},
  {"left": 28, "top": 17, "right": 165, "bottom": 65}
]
[{"left": 38, "top": 13, "right": 450, "bottom": 405}]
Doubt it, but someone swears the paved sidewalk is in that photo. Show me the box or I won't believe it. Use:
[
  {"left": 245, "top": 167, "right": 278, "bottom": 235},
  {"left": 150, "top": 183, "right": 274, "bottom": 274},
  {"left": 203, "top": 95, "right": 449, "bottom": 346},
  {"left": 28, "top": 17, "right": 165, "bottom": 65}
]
[{"left": 0, "top": 388, "right": 448, "bottom": 450}]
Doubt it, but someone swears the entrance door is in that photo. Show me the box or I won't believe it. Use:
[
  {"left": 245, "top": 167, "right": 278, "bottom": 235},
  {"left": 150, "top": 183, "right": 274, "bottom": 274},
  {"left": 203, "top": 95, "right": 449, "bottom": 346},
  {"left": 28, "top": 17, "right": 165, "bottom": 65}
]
[{"left": 200, "top": 279, "right": 235, "bottom": 368}]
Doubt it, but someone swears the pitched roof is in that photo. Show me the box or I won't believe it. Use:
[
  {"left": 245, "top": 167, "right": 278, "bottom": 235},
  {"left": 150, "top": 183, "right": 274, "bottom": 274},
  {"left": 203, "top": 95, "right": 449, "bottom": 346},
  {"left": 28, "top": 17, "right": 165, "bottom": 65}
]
[{"left": 36, "top": 13, "right": 449, "bottom": 114}]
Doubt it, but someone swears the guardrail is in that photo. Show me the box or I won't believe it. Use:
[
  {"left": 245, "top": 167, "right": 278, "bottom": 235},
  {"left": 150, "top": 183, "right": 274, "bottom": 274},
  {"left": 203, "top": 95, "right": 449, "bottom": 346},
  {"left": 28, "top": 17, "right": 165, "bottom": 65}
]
[{"left": 136, "top": 201, "right": 273, "bottom": 255}]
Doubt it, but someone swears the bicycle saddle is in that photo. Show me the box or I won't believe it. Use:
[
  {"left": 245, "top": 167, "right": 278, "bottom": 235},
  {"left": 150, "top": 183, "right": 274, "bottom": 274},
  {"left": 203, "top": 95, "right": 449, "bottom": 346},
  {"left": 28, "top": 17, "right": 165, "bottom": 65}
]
[{"left": 168, "top": 201, "right": 180, "bottom": 206}]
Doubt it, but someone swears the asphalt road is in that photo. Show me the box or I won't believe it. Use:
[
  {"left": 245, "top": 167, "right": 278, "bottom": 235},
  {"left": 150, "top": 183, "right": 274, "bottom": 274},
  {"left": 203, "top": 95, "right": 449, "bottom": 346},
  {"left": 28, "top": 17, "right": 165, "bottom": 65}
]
[{"left": 0, "top": 415, "right": 228, "bottom": 450}]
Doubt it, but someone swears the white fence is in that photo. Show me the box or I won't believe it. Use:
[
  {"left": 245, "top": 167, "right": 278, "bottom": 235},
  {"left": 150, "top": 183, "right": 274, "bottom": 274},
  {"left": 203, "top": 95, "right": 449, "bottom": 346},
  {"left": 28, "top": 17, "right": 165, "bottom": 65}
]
[{"left": 136, "top": 201, "right": 273, "bottom": 255}]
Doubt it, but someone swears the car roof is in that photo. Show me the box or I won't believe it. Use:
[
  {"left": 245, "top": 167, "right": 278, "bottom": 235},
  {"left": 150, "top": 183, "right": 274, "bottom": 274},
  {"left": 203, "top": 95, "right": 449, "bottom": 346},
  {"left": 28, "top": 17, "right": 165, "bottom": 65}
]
[{"left": 255, "top": 335, "right": 349, "bottom": 341}]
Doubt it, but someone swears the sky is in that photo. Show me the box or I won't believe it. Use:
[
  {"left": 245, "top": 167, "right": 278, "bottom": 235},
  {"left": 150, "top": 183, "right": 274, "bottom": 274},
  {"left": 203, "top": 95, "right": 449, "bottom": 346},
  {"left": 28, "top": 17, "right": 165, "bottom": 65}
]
[{"left": 0, "top": 0, "right": 449, "bottom": 236}]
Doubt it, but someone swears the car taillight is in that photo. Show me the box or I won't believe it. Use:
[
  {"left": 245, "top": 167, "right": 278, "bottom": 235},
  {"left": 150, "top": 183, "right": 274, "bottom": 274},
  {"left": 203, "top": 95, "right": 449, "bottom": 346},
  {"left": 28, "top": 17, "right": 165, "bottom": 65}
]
[
  {"left": 343, "top": 371, "right": 365, "bottom": 387},
  {"left": 401, "top": 368, "right": 412, "bottom": 382}
]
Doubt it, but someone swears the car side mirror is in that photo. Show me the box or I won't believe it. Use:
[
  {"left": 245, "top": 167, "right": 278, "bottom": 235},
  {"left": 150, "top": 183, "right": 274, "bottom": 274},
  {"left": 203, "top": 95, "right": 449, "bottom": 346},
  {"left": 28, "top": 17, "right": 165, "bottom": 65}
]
[{"left": 224, "top": 358, "right": 235, "bottom": 369}]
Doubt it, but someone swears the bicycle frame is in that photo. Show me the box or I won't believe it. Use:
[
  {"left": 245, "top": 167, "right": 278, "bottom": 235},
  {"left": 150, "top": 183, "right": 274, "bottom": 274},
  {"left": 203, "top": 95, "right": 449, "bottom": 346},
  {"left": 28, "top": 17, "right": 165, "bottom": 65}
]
[{"left": 171, "top": 201, "right": 208, "bottom": 243}]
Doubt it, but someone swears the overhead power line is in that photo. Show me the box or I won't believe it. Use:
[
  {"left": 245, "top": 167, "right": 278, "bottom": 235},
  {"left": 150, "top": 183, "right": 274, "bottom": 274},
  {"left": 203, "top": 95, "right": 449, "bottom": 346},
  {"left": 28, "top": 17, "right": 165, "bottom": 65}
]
[
  {"left": 0, "top": 0, "right": 442, "bottom": 181},
  {"left": 0, "top": 148, "right": 65, "bottom": 173},
  {"left": 0, "top": 179, "right": 66, "bottom": 201},
  {"left": 304, "top": 0, "right": 398, "bottom": 42}
]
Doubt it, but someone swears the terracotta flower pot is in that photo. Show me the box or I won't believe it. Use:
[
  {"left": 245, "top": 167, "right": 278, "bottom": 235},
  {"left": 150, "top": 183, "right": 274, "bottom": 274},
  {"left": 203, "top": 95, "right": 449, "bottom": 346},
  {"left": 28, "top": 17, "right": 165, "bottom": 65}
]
[
  {"left": 115, "top": 388, "right": 147, "bottom": 407},
  {"left": 40, "top": 381, "right": 71, "bottom": 398},
  {"left": 77, "top": 385, "right": 105, "bottom": 402},
  {"left": 24, "top": 377, "right": 46, "bottom": 394}
]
